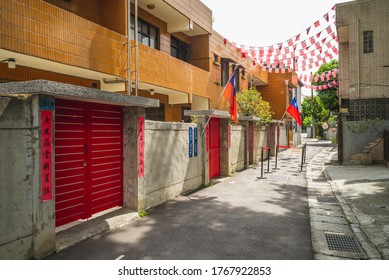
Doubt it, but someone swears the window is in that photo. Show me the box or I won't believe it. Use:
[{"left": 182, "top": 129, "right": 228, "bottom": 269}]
[
  {"left": 221, "top": 58, "right": 230, "bottom": 86},
  {"left": 171, "top": 36, "right": 190, "bottom": 62},
  {"left": 145, "top": 104, "right": 165, "bottom": 121},
  {"left": 182, "top": 107, "right": 191, "bottom": 123},
  {"left": 363, "top": 31, "right": 373, "bottom": 53},
  {"left": 131, "top": 16, "right": 159, "bottom": 49},
  {"left": 213, "top": 53, "right": 220, "bottom": 65}
]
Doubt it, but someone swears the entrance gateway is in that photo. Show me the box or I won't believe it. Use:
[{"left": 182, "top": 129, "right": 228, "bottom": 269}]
[
  {"left": 55, "top": 99, "right": 123, "bottom": 227},
  {"left": 209, "top": 117, "right": 221, "bottom": 179}
]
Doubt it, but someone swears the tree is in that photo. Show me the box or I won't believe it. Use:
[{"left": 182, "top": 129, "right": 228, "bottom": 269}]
[
  {"left": 304, "top": 59, "right": 339, "bottom": 137},
  {"left": 302, "top": 96, "right": 329, "bottom": 137},
  {"left": 311, "top": 59, "right": 339, "bottom": 112},
  {"left": 237, "top": 88, "right": 273, "bottom": 126}
]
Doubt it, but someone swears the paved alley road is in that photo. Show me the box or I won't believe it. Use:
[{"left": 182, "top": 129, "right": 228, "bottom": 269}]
[{"left": 47, "top": 141, "right": 330, "bottom": 260}]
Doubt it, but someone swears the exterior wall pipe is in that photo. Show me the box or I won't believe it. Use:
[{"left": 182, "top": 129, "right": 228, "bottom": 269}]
[
  {"left": 127, "top": 0, "right": 132, "bottom": 95},
  {"left": 356, "top": 18, "right": 360, "bottom": 99},
  {"left": 135, "top": 0, "right": 139, "bottom": 96}
]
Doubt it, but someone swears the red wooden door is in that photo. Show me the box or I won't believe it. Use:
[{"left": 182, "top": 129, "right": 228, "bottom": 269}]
[
  {"left": 55, "top": 99, "right": 123, "bottom": 227},
  {"left": 209, "top": 118, "right": 220, "bottom": 179}
]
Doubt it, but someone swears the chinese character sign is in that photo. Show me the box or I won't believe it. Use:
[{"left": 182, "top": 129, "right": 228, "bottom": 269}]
[
  {"left": 189, "top": 127, "right": 193, "bottom": 158},
  {"left": 138, "top": 116, "right": 145, "bottom": 178},
  {"left": 41, "top": 110, "right": 53, "bottom": 201}
]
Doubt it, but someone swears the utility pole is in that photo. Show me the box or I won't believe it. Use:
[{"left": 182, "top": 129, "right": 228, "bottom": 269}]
[{"left": 311, "top": 72, "right": 315, "bottom": 138}]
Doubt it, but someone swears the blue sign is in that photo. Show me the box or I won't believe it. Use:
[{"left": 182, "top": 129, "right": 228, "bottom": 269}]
[
  {"left": 39, "top": 97, "right": 55, "bottom": 111},
  {"left": 194, "top": 127, "right": 198, "bottom": 157},
  {"left": 189, "top": 127, "right": 193, "bottom": 158}
]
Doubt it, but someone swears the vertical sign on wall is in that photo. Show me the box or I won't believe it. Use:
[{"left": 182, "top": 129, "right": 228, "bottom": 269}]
[
  {"left": 138, "top": 116, "right": 145, "bottom": 178},
  {"left": 40, "top": 97, "right": 54, "bottom": 202},
  {"left": 189, "top": 127, "right": 193, "bottom": 158},
  {"left": 194, "top": 127, "right": 198, "bottom": 157}
]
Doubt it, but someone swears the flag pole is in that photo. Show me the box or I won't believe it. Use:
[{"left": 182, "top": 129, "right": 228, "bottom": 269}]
[{"left": 201, "top": 67, "right": 237, "bottom": 135}]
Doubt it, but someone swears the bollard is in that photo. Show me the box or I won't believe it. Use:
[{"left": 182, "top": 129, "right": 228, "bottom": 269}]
[
  {"left": 300, "top": 145, "right": 305, "bottom": 172},
  {"left": 261, "top": 148, "right": 264, "bottom": 178},
  {"left": 304, "top": 143, "right": 307, "bottom": 164},
  {"left": 266, "top": 147, "right": 271, "bottom": 173},
  {"left": 274, "top": 145, "right": 279, "bottom": 170}
]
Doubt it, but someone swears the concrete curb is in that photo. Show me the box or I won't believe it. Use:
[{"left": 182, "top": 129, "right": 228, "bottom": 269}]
[
  {"left": 306, "top": 146, "right": 369, "bottom": 259},
  {"left": 323, "top": 151, "right": 388, "bottom": 260}
]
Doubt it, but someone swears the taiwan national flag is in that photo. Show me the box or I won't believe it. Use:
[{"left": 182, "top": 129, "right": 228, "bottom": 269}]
[
  {"left": 223, "top": 71, "right": 238, "bottom": 124},
  {"left": 286, "top": 97, "right": 302, "bottom": 126}
]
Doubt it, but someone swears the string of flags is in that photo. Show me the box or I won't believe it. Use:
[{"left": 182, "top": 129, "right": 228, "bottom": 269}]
[
  {"left": 298, "top": 68, "right": 338, "bottom": 90},
  {"left": 223, "top": 5, "right": 338, "bottom": 88}
]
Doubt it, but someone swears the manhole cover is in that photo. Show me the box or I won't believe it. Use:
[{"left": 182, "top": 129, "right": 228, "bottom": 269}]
[
  {"left": 316, "top": 196, "right": 338, "bottom": 204},
  {"left": 325, "top": 233, "right": 363, "bottom": 253}
]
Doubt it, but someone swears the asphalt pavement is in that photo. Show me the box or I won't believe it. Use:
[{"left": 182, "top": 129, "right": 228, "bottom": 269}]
[
  {"left": 48, "top": 140, "right": 329, "bottom": 260},
  {"left": 47, "top": 137, "right": 389, "bottom": 260}
]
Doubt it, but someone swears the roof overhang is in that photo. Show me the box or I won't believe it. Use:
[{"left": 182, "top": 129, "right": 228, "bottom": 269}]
[
  {"left": 0, "top": 80, "right": 159, "bottom": 108},
  {"left": 0, "top": 49, "right": 126, "bottom": 93},
  {"left": 135, "top": 0, "right": 209, "bottom": 36},
  {"left": 138, "top": 81, "right": 189, "bottom": 105},
  {"left": 184, "top": 109, "right": 230, "bottom": 118},
  {"left": 238, "top": 116, "right": 261, "bottom": 122}
]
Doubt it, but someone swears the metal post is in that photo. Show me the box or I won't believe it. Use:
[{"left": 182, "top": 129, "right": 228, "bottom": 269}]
[
  {"left": 134, "top": 0, "right": 139, "bottom": 96},
  {"left": 274, "top": 145, "right": 279, "bottom": 170},
  {"left": 126, "top": 0, "right": 131, "bottom": 95},
  {"left": 261, "top": 148, "right": 264, "bottom": 178},
  {"left": 300, "top": 145, "right": 304, "bottom": 172},
  {"left": 266, "top": 148, "right": 270, "bottom": 173}
]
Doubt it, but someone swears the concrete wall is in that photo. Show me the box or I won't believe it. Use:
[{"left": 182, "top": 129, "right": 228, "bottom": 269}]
[
  {"left": 337, "top": 0, "right": 389, "bottom": 101},
  {"left": 143, "top": 121, "right": 203, "bottom": 209},
  {"left": 229, "top": 125, "right": 246, "bottom": 172},
  {"left": 0, "top": 96, "right": 55, "bottom": 260},
  {"left": 254, "top": 126, "right": 269, "bottom": 163},
  {"left": 0, "top": 97, "right": 35, "bottom": 259},
  {"left": 342, "top": 120, "right": 389, "bottom": 164},
  {"left": 279, "top": 125, "right": 288, "bottom": 147}
]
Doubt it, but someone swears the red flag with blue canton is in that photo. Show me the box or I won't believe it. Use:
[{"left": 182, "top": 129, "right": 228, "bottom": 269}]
[
  {"left": 223, "top": 72, "right": 238, "bottom": 124},
  {"left": 286, "top": 97, "right": 302, "bottom": 126}
]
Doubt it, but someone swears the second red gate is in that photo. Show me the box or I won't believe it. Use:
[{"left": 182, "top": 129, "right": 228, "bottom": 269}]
[{"left": 209, "top": 118, "right": 220, "bottom": 179}]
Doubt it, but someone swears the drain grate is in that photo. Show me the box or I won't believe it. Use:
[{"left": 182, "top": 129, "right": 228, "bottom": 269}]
[
  {"left": 325, "top": 233, "right": 363, "bottom": 253},
  {"left": 316, "top": 196, "right": 338, "bottom": 204},
  {"left": 312, "top": 178, "right": 327, "bottom": 182}
]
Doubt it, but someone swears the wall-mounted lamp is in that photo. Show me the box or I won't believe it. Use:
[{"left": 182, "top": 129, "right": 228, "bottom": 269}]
[
  {"left": 1, "top": 58, "right": 16, "bottom": 69},
  {"left": 148, "top": 89, "right": 155, "bottom": 95},
  {"left": 146, "top": 4, "right": 155, "bottom": 9},
  {"left": 284, "top": 80, "right": 289, "bottom": 86}
]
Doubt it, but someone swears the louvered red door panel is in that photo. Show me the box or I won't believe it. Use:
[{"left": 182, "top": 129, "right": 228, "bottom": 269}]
[
  {"left": 88, "top": 104, "right": 123, "bottom": 215},
  {"left": 55, "top": 99, "right": 88, "bottom": 227},
  {"left": 209, "top": 118, "right": 220, "bottom": 179},
  {"left": 55, "top": 99, "right": 123, "bottom": 227}
]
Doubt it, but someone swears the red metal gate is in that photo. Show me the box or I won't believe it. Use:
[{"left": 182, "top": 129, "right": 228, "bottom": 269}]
[
  {"left": 209, "top": 118, "right": 220, "bottom": 179},
  {"left": 55, "top": 99, "right": 123, "bottom": 227}
]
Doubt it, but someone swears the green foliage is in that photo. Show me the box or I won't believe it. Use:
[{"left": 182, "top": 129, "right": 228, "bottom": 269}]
[
  {"left": 301, "top": 96, "right": 330, "bottom": 137},
  {"left": 346, "top": 118, "right": 384, "bottom": 134},
  {"left": 237, "top": 87, "right": 273, "bottom": 126},
  {"left": 303, "top": 59, "right": 340, "bottom": 137},
  {"left": 138, "top": 210, "right": 149, "bottom": 218},
  {"left": 311, "top": 59, "right": 339, "bottom": 112},
  {"left": 302, "top": 115, "right": 312, "bottom": 129}
]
